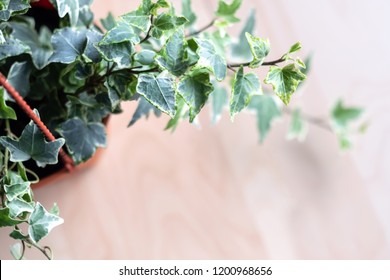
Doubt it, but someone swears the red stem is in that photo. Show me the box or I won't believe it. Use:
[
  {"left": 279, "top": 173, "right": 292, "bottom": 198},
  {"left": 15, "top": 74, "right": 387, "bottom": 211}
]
[{"left": 0, "top": 72, "right": 74, "bottom": 172}]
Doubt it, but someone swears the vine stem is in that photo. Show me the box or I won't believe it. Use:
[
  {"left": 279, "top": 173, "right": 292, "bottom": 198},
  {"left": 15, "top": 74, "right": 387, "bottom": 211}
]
[
  {"left": 186, "top": 18, "right": 217, "bottom": 38},
  {"left": 0, "top": 72, "right": 74, "bottom": 172},
  {"left": 227, "top": 57, "right": 286, "bottom": 68},
  {"left": 284, "top": 107, "right": 332, "bottom": 132},
  {"left": 139, "top": 15, "right": 154, "bottom": 44}
]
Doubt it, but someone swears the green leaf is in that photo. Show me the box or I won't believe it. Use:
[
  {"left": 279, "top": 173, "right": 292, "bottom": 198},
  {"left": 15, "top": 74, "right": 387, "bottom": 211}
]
[
  {"left": 99, "top": 19, "right": 140, "bottom": 45},
  {"left": 100, "top": 12, "right": 116, "bottom": 31},
  {"left": 7, "top": 198, "right": 34, "bottom": 218},
  {"left": 7, "top": 61, "right": 31, "bottom": 98},
  {"left": 58, "top": 117, "right": 106, "bottom": 163},
  {"left": 136, "top": 73, "right": 176, "bottom": 117},
  {"left": 96, "top": 41, "right": 134, "bottom": 69},
  {"left": 128, "top": 96, "right": 162, "bottom": 126},
  {"left": 194, "top": 38, "right": 227, "bottom": 81},
  {"left": 0, "top": 114, "right": 65, "bottom": 167},
  {"left": 331, "top": 100, "right": 363, "bottom": 130},
  {"left": 84, "top": 29, "right": 103, "bottom": 63},
  {"left": 134, "top": 49, "right": 156, "bottom": 65},
  {"left": 151, "top": 13, "right": 188, "bottom": 38},
  {"left": 49, "top": 27, "right": 87, "bottom": 64},
  {"left": 177, "top": 69, "right": 213, "bottom": 122},
  {"left": 156, "top": 29, "right": 189, "bottom": 76},
  {"left": 215, "top": 0, "right": 242, "bottom": 23},
  {"left": 249, "top": 95, "right": 281, "bottom": 142},
  {"left": 28, "top": 202, "right": 64, "bottom": 243},
  {"left": 50, "top": 203, "right": 60, "bottom": 216},
  {"left": 165, "top": 96, "right": 187, "bottom": 132},
  {"left": 0, "top": 0, "right": 30, "bottom": 21},
  {"left": 0, "top": 208, "right": 22, "bottom": 227},
  {"left": 211, "top": 84, "right": 228, "bottom": 124},
  {"left": 10, "top": 229, "right": 27, "bottom": 240},
  {"left": 230, "top": 66, "right": 261, "bottom": 120},
  {"left": 245, "top": 32, "right": 270, "bottom": 68},
  {"left": 54, "top": 0, "right": 80, "bottom": 26},
  {"left": 121, "top": 10, "right": 151, "bottom": 33},
  {"left": 288, "top": 42, "right": 302, "bottom": 54},
  {"left": 287, "top": 109, "right": 308, "bottom": 141},
  {"left": 0, "top": 88, "right": 16, "bottom": 119},
  {"left": 182, "top": 0, "right": 196, "bottom": 26},
  {"left": 0, "top": 37, "right": 29, "bottom": 62},
  {"left": 10, "top": 243, "right": 23, "bottom": 259},
  {"left": 264, "top": 64, "right": 306, "bottom": 105},
  {"left": 231, "top": 9, "right": 255, "bottom": 60},
  {"left": 4, "top": 179, "right": 30, "bottom": 201}
]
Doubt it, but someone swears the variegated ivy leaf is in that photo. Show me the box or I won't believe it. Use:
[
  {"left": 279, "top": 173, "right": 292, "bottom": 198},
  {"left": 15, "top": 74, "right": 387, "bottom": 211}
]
[
  {"left": 128, "top": 96, "right": 162, "bottom": 127},
  {"left": 121, "top": 9, "right": 151, "bottom": 33},
  {"left": 156, "top": 29, "right": 190, "bottom": 76},
  {"left": 96, "top": 42, "right": 134, "bottom": 69},
  {"left": 0, "top": 37, "right": 29, "bottom": 62},
  {"left": 151, "top": 13, "right": 188, "bottom": 38},
  {"left": 0, "top": 113, "right": 65, "bottom": 167},
  {"left": 177, "top": 69, "right": 214, "bottom": 122},
  {"left": 28, "top": 203, "right": 64, "bottom": 243},
  {"left": 264, "top": 64, "right": 306, "bottom": 105},
  {"left": 7, "top": 61, "right": 31, "bottom": 98},
  {"left": 182, "top": 0, "right": 196, "bottom": 26},
  {"left": 248, "top": 95, "right": 281, "bottom": 142},
  {"left": 0, "top": 0, "right": 29, "bottom": 21},
  {"left": 141, "top": 0, "right": 170, "bottom": 15},
  {"left": 53, "top": 0, "right": 80, "bottom": 27},
  {"left": 230, "top": 66, "right": 261, "bottom": 120},
  {"left": 134, "top": 49, "right": 156, "bottom": 65},
  {"left": 245, "top": 32, "right": 270, "bottom": 68},
  {"left": 7, "top": 198, "right": 34, "bottom": 218},
  {"left": 194, "top": 38, "right": 227, "bottom": 81},
  {"left": 136, "top": 73, "right": 176, "bottom": 117},
  {"left": 99, "top": 19, "right": 140, "bottom": 45},
  {"left": 4, "top": 173, "right": 30, "bottom": 201},
  {"left": 215, "top": 0, "right": 242, "bottom": 23}
]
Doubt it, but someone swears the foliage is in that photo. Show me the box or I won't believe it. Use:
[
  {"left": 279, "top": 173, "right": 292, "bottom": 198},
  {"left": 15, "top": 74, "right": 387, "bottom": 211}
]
[{"left": 0, "top": 0, "right": 364, "bottom": 259}]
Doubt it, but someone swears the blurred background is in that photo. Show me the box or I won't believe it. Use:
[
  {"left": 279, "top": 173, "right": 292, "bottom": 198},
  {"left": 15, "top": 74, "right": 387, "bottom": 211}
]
[{"left": 1, "top": 0, "right": 389, "bottom": 259}]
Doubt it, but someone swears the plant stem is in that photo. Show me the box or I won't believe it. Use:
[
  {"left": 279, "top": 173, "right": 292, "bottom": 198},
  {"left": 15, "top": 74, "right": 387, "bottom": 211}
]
[
  {"left": 26, "top": 238, "right": 53, "bottom": 260},
  {"left": 139, "top": 15, "right": 154, "bottom": 44},
  {"left": 227, "top": 57, "right": 286, "bottom": 68},
  {"left": 284, "top": 107, "right": 332, "bottom": 132},
  {"left": 186, "top": 18, "right": 217, "bottom": 38}
]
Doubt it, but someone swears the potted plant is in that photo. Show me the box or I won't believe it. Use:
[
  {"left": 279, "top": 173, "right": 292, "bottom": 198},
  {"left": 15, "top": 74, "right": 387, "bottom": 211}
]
[{"left": 0, "top": 0, "right": 363, "bottom": 259}]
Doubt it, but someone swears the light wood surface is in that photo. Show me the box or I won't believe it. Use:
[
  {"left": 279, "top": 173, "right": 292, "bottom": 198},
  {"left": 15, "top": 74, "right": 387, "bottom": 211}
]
[{"left": 0, "top": 0, "right": 389, "bottom": 259}]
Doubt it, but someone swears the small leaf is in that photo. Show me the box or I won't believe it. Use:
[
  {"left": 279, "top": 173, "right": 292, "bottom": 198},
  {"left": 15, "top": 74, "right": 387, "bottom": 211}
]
[
  {"left": 264, "top": 64, "right": 306, "bottom": 105},
  {"left": 231, "top": 9, "right": 255, "bottom": 60},
  {"left": 58, "top": 117, "right": 107, "bottom": 164},
  {"left": 10, "top": 243, "right": 24, "bottom": 260},
  {"left": 245, "top": 32, "right": 270, "bottom": 68},
  {"left": 151, "top": 13, "right": 188, "bottom": 38},
  {"left": 136, "top": 73, "right": 176, "bottom": 117},
  {"left": 7, "top": 198, "right": 34, "bottom": 218},
  {"left": 211, "top": 84, "right": 228, "bottom": 124},
  {"left": 7, "top": 61, "right": 31, "bottom": 98},
  {"left": 134, "top": 50, "right": 156, "bottom": 65},
  {"left": 54, "top": 0, "right": 80, "bottom": 27},
  {"left": 249, "top": 95, "right": 281, "bottom": 142},
  {"left": 28, "top": 202, "right": 64, "bottom": 243},
  {"left": 96, "top": 42, "right": 134, "bottom": 69},
  {"left": 99, "top": 19, "right": 140, "bottom": 45},
  {"left": 216, "top": 0, "right": 242, "bottom": 23},
  {"left": 49, "top": 27, "right": 87, "bottom": 64},
  {"left": 0, "top": 88, "right": 16, "bottom": 120},
  {"left": 182, "top": 0, "right": 196, "bottom": 26},
  {"left": 230, "top": 66, "right": 261, "bottom": 120},
  {"left": 128, "top": 96, "right": 162, "bottom": 126},
  {"left": 331, "top": 100, "right": 363, "bottom": 130},
  {"left": 177, "top": 69, "right": 214, "bottom": 122},
  {"left": 156, "top": 29, "right": 189, "bottom": 76},
  {"left": 121, "top": 10, "right": 151, "bottom": 33},
  {"left": 288, "top": 42, "right": 302, "bottom": 54},
  {"left": 100, "top": 12, "right": 116, "bottom": 31},
  {"left": 10, "top": 229, "right": 27, "bottom": 240},
  {"left": 0, "top": 113, "right": 65, "bottom": 167},
  {"left": 194, "top": 38, "right": 227, "bottom": 81},
  {"left": 287, "top": 109, "right": 308, "bottom": 141},
  {"left": 50, "top": 203, "right": 60, "bottom": 216},
  {"left": 4, "top": 179, "right": 30, "bottom": 201}
]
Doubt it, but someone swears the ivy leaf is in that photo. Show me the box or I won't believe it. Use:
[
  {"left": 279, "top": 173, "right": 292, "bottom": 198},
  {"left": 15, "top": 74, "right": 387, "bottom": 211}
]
[
  {"left": 0, "top": 115, "right": 65, "bottom": 167},
  {"left": 287, "top": 109, "right": 308, "bottom": 141},
  {"left": 245, "top": 32, "right": 270, "bottom": 68},
  {"left": 100, "top": 12, "right": 116, "bottom": 31},
  {"left": 151, "top": 13, "right": 188, "bottom": 38},
  {"left": 54, "top": 0, "right": 80, "bottom": 27},
  {"left": 0, "top": 37, "right": 29, "bottom": 62},
  {"left": 128, "top": 96, "right": 162, "bottom": 127},
  {"left": 0, "top": 30, "right": 5, "bottom": 44},
  {"left": 84, "top": 29, "right": 103, "bottom": 63},
  {"left": 99, "top": 19, "right": 140, "bottom": 45},
  {"left": 136, "top": 73, "right": 176, "bottom": 117},
  {"left": 177, "top": 69, "right": 214, "bottom": 122},
  {"left": 231, "top": 9, "right": 255, "bottom": 60},
  {"left": 49, "top": 27, "right": 87, "bottom": 64},
  {"left": 58, "top": 117, "right": 106, "bottom": 164},
  {"left": 134, "top": 49, "right": 156, "bottom": 65},
  {"left": 194, "top": 38, "right": 227, "bottom": 81},
  {"left": 215, "top": 0, "right": 242, "bottom": 23},
  {"left": 264, "top": 64, "right": 306, "bottom": 105},
  {"left": 121, "top": 10, "right": 151, "bottom": 33},
  {"left": 287, "top": 42, "right": 302, "bottom": 54},
  {"left": 165, "top": 96, "right": 187, "bottom": 132},
  {"left": 331, "top": 100, "right": 363, "bottom": 130},
  {"left": 156, "top": 29, "right": 189, "bottom": 76},
  {"left": 7, "top": 198, "right": 34, "bottom": 218},
  {"left": 182, "top": 0, "right": 196, "bottom": 26},
  {"left": 0, "top": 88, "right": 16, "bottom": 120},
  {"left": 96, "top": 42, "right": 134, "bottom": 69},
  {"left": 7, "top": 61, "right": 31, "bottom": 98},
  {"left": 0, "top": 0, "right": 30, "bottom": 21},
  {"left": 249, "top": 95, "right": 281, "bottom": 142},
  {"left": 28, "top": 202, "right": 64, "bottom": 243},
  {"left": 0, "top": 208, "right": 22, "bottom": 227},
  {"left": 10, "top": 243, "right": 24, "bottom": 259},
  {"left": 4, "top": 179, "right": 30, "bottom": 201},
  {"left": 211, "top": 84, "right": 228, "bottom": 124},
  {"left": 230, "top": 66, "right": 261, "bottom": 120}
]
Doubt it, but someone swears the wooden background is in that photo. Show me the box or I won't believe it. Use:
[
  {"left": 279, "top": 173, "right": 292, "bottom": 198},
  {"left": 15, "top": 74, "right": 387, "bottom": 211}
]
[{"left": 0, "top": 0, "right": 389, "bottom": 259}]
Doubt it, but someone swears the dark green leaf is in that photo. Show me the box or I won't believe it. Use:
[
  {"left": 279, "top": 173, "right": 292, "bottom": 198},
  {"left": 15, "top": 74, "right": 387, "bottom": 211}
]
[
  {"left": 128, "top": 96, "right": 162, "bottom": 126},
  {"left": 249, "top": 95, "right": 281, "bottom": 142},
  {"left": 136, "top": 73, "right": 176, "bottom": 117},
  {"left": 245, "top": 32, "right": 270, "bottom": 68},
  {"left": 177, "top": 69, "right": 213, "bottom": 122},
  {"left": 7, "top": 61, "right": 31, "bottom": 98},
  {"left": 264, "top": 64, "right": 306, "bottom": 105},
  {"left": 10, "top": 229, "right": 27, "bottom": 240},
  {"left": 58, "top": 117, "right": 106, "bottom": 163},
  {"left": 0, "top": 88, "right": 16, "bottom": 119},
  {"left": 182, "top": 0, "right": 196, "bottom": 26},
  {"left": 194, "top": 38, "right": 226, "bottom": 81},
  {"left": 0, "top": 208, "right": 22, "bottom": 227},
  {"left": 156, "top": 29, "right": 189, "bottom": 76},
  {"left": 49, "top": 27, "right": 87, "bottom": 64},
  {"left": 0, "top": 114, "right": 65, "bottom": 167},
  {"left": 28, "top": 202, "right": 63, "bottom": 243},
  {"left": 231, "top": 9, "right": 255, "bottom": 60},
  {"left": 230, "top": 66, "right": 261, "bottom": 119}
]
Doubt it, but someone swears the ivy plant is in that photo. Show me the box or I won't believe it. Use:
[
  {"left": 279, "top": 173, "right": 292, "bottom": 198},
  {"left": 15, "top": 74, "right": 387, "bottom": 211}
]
[{"left": 0, "top": 0, "right": 364, "bottom": 259}]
